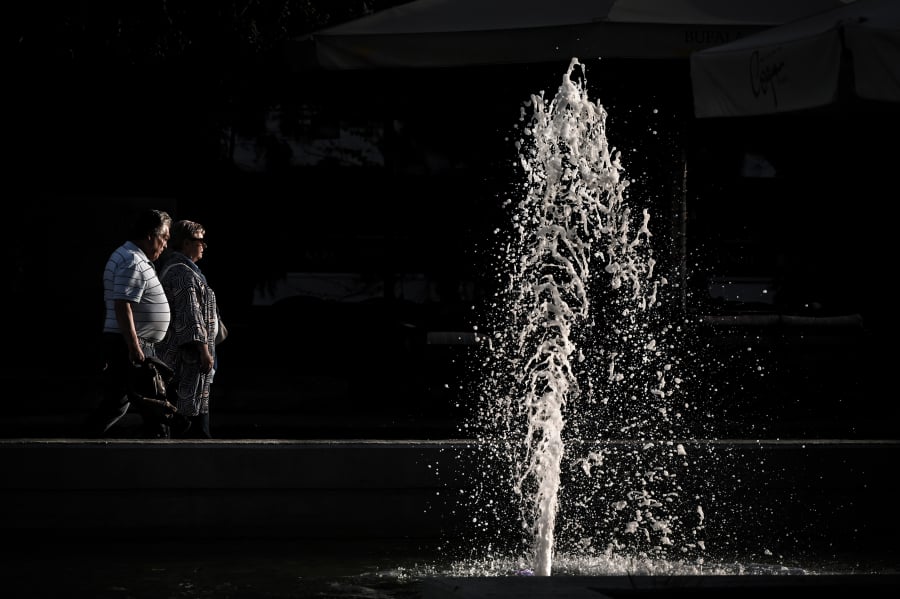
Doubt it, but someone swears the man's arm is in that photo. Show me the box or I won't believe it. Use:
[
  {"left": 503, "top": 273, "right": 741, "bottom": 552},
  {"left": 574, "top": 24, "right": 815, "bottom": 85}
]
[{"left": 114, "top": 299, "right": 144, "bottom": 363}]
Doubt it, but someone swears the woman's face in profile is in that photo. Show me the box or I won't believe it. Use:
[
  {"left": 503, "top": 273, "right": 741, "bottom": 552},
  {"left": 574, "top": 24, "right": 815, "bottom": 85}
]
[{"left": 184, "top": 231, "right": 207, "bottom": 263}]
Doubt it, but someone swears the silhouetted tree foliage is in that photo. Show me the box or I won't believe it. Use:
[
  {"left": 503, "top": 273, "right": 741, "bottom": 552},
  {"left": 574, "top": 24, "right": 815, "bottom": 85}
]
[
  {"left": 10, "top": 1, "right": 411, "bottom": 185},
  {"left": 8, "top": 1, "right": 417, "bottom": 313},
  {"left": 12, "top": 1, "right": 406, "bottom": 67}
]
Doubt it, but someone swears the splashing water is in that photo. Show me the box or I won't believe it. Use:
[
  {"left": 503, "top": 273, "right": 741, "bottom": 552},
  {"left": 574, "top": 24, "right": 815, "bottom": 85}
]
[{"left": 467, "top": 58, "right": 702, "bottom": 576}]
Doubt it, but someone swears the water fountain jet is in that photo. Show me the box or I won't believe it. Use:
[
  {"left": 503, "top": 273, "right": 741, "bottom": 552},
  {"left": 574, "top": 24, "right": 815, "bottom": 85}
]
[{"left": 469, "top": 57, "right": 697, "bottom": 577}]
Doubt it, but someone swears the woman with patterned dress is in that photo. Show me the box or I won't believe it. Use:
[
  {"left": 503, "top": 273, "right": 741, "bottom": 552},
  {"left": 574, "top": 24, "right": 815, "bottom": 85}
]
[{"left": 157, "top": 220, "right": 220, "bottom": 438}]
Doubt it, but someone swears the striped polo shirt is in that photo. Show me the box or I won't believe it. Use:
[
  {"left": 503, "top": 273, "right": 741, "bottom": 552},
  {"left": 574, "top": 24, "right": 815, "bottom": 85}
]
[{"left": 102, "top": 241, "right": 171, "bottom": 343}]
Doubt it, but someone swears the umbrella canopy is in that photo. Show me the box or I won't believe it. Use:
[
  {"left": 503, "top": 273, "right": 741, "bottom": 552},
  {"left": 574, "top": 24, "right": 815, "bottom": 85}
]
[
  {"left": 307, "top": 0, "right": 852, "bottom": 69},
  {"left": 690, "top": 0, "right": 900, "bottom": 117}
]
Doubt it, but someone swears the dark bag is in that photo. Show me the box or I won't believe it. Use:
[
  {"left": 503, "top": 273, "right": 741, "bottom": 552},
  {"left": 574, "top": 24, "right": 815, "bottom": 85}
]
[
  {"left": 128, "top": 356, "right": 173, "bottom": 401},
  {"left": 128, "top": 356, "right": 180, "bottom": 423},
  {"left": 215, "top": 317, "right": 228, "bottom": 345}
]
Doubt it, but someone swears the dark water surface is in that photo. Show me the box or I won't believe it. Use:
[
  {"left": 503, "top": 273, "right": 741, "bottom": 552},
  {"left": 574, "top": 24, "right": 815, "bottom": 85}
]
[
  {"left": 2, "top": 538, "right": 898, "bottom": 598},
  {"left": 2, "top": 538, "right": 437, "bottom": 598}
]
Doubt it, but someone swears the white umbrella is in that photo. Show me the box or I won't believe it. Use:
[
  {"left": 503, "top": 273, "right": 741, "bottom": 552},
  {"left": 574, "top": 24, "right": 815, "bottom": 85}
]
[
  {"left": 306, "top": 0, "right": 852, "bottom": 69},
  {"left": 690, "top": 0, "right": 900, "bottom": 117}
]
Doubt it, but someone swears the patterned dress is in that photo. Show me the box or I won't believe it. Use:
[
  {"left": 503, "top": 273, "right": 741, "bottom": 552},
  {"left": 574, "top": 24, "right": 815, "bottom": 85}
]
[{"left": 156, "top": 252, "right": 219, "bottom": 417}]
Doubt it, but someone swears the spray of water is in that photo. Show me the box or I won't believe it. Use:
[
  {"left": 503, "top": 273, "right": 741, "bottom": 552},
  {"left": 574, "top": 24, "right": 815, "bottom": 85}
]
[{"left": 466, "top": 58, "right": 704, "bottom": 576}]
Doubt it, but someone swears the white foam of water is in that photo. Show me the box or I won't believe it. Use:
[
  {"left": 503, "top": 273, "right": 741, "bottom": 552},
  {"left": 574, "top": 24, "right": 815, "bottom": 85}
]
[
  {"left": 466, "top": 57, "right": 702, "bottom": 576},
  {"left": 402, "top": 552, "right": 812, "bottom": 579}
]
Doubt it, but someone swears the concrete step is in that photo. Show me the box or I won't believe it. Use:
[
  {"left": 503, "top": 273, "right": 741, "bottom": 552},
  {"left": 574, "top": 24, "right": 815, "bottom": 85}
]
[{"left": 2, "top": 438, "right": 898, "bottom": 561}]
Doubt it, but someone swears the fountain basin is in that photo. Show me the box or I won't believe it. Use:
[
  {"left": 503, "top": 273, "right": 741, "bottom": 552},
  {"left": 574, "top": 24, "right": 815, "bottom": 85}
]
[
  {"left": 0, "top": 438, "right": 897, "bottom": 556},
  {"left": 1, "top": 438, "right": 897, "bottom": 596}
]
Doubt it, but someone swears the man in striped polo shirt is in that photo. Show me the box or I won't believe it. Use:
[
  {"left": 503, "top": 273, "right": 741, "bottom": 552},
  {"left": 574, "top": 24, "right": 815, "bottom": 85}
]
[{"left": 86, "top": 209, "right": 174, "bottom": 438}]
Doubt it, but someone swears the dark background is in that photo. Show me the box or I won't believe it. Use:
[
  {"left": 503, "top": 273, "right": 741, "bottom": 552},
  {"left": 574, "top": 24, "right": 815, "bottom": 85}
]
[{"left": 5, "top": 1, "right": 896, "bottom": 439}]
